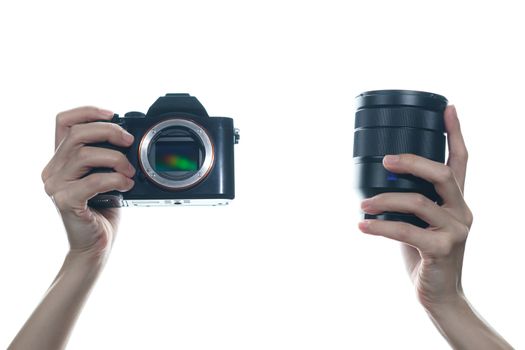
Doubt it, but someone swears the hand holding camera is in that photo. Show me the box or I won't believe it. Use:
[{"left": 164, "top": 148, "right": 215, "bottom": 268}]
[
  {"left": 17, "top": 92, "right": 512, "bottom": 350},
  {"left": 40, "top": 94, "right": 239, "bottom": 254},
  {"left": 41, "top": 106, "right": 136, "bottom": 255}
]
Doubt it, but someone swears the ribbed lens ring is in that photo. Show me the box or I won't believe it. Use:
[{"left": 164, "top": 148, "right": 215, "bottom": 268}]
[
  {"left": 354, "top": 89, "right": 447, "bottom": 160},
  {"left": 353, "top": 128, "right": 445, "bottom": 162},
  {"left": 355, "top": 107, "right": 444, "bottom": 132}
]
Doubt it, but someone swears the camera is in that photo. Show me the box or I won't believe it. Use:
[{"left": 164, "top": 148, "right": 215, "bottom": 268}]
[
  {"left": 353, "top": 90, "right": 448, "bottom": 228},
  {"left": 88, "top": 93, "right": 239, "bottom": 207}
]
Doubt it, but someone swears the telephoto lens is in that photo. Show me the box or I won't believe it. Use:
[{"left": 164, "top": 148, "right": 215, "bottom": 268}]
[{"left": 353, "top": 90, "right": 448, "bottom": 228}]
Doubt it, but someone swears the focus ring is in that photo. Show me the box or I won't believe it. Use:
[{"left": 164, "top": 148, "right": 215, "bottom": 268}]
[
  {"left": 355, "top": 107, "right": 444, "bottom": 131},
  {"left": 353, "top": 128, "right": 445, "bottom": 162}
]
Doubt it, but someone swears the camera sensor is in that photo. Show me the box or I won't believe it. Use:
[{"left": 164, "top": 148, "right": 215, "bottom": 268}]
[
  {"left": 155, "top": 141, "right": 200, "bottom": 172},
  {"left": 139, "top": 119, "right": 214, "bottom": 190}
]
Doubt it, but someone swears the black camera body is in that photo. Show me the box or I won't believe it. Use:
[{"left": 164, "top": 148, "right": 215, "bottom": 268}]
[{"left": 88, "top": 94, "right": 239, "bottom": 208}]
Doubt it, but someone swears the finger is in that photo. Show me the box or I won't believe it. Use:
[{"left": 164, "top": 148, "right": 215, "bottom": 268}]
[
  {"left": 383, "top": 154, "right": 465, "bottom": 209},
  {"left": 63, "top": 146, "right": 136, "bottom": 180},
  {"left": 52, "top": 172, "right": 134, "bottom": 212},
  {"left": 358, "top": 219, "right": 434, "bottom": 251},
  {"left": 361, "top": 192, "right": 453, "bottom": 229},
  {"left": 42, "top": 123, "right": 134, "bottom": 185},
  {"left": 61, "top": 122, "right": 134, "bottom": 151},
  {"left": 444, "top": 105, "right": 468, "bottom": 193},
  {"left": 55, "top": 106, "right": 115, "bottom": 149}
]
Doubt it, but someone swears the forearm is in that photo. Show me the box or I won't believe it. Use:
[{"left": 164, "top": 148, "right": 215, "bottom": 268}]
[
  {"left": 9, "top": 250, "right": 107, "bottom": 350},
  {"left": 426, "top": 294, "right": 514, "bottom": 350}
]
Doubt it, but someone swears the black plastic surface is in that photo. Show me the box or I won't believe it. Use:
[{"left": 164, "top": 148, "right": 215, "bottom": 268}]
[{"left": 364, "top": 212, "right": 429, "bottom": 229}]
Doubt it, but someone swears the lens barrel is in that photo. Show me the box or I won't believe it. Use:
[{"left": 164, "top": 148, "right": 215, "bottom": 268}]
[{"left": 353, "top": 90, "right": 448, "bottom": 228}]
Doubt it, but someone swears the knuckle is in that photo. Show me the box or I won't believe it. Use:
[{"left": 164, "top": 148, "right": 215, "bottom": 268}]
[
  {"left": 77, "top": 146, "right": 91, "bottom": 161},
  {"left": 43, "top": 178, "right": 54, "bottom": 196},
  {"left": 111, "top": 123, "right": 125, "bottom": 138},
  {"left": 98, "top": 122, "right": 122, "bottom": 140},
  {"left": 113, "top": 173, "right": 128, "bottom": 186},
  {"left": 93, "top": 172, "right": 124, "bottom": 188},
  {"left": 108, "top": 173, "right": 130, "bottom": 190},
  {"left": 55, "top": 111, "right": 68, "bottom": 127},
  {"left": 454, "top": 147, "right": 469, "bottom": 161},
  {"left": 51, "top": 190, "right": 70, "bottom": 211},
  {"left": 86, "top": 173, "right": 104, "bottom": 187},
  {"left": 83, "top": 105, "right": 100, "bottom": 113},
  {"left": 41, "top": 165, "right": 50, "bottom": 182},
  {"left": 115, "top": 152, "right": 129, "bottom": 167},
  {"left": 68, "top": 124, "right": 83, "bottom": 142},
  {"left": 464, "top": 207, "right": 474, "bottom": 227},
  {"left": 458, "top": 222, "right": 470, "bottom": 239},
  {"left": 437, "top": 166, "right": 454, "bottom": 183},
  {"left": 105, "top": 151, "right": 126, "bottom": 169},
  {"left": 413, "top": 193, "right": 428, "bottom": 207},
  {"left": 76, "top": 106, "right": 100, "bottom": 116},
  {"left": 450, "top": 221, "right": 470, "bottom": 243},
  {"left": 371, "top": 193, "right": 386, "bottom": 203}
]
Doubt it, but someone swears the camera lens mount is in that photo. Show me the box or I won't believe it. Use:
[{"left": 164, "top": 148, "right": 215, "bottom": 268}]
[{"left": 139, "top": 119, "right": 214, "bottom": 190}]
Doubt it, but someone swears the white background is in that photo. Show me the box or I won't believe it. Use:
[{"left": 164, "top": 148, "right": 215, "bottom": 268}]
[{"left": 1, "top": 1, "right": 524, "bottom": 349}]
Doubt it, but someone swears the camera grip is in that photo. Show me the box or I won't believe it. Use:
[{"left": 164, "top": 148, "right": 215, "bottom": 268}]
[{"left": 85, "top": 141, "right": 130, "bottom": 208}]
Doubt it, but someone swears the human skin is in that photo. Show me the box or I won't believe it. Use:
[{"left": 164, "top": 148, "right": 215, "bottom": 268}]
[
  {"left": 8, "top": 107, "right": 136, "bottom": 350},
  {"left": 358, "top": 106, "right": 514, "bottom": 349},
  {"left": 8, "top": 105, "right": 514, "bottom": 350}
]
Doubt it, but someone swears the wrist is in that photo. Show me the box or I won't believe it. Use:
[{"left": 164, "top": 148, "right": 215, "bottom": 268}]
[
  {"left": 64, "top": 248, "right": 108, "bottom": 277},
  {"left": 424, "top": 292, "right": 471, "bottom": 325},
  {"left": 423, "top": 293, "right": 514, "bottom": 349}
]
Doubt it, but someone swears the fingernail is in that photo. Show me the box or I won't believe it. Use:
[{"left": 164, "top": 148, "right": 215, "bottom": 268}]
[
  {"left": 384, "top": 155, "right": 400, "bottom": 165},
  {"left": 99, "top": 108, "right": 115, "bottom": 117},
  {"left": 126, "top": 179, "right": 135, "bottom": 190},
  {"left": 122, "top": 131, "right": 134, "bottom": 143},
  {"left": 361, "top": 198, "right": 372, "bottom": 210},
  {"left": 358, "top": 220, "right": 370, "bottom": 230}
]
